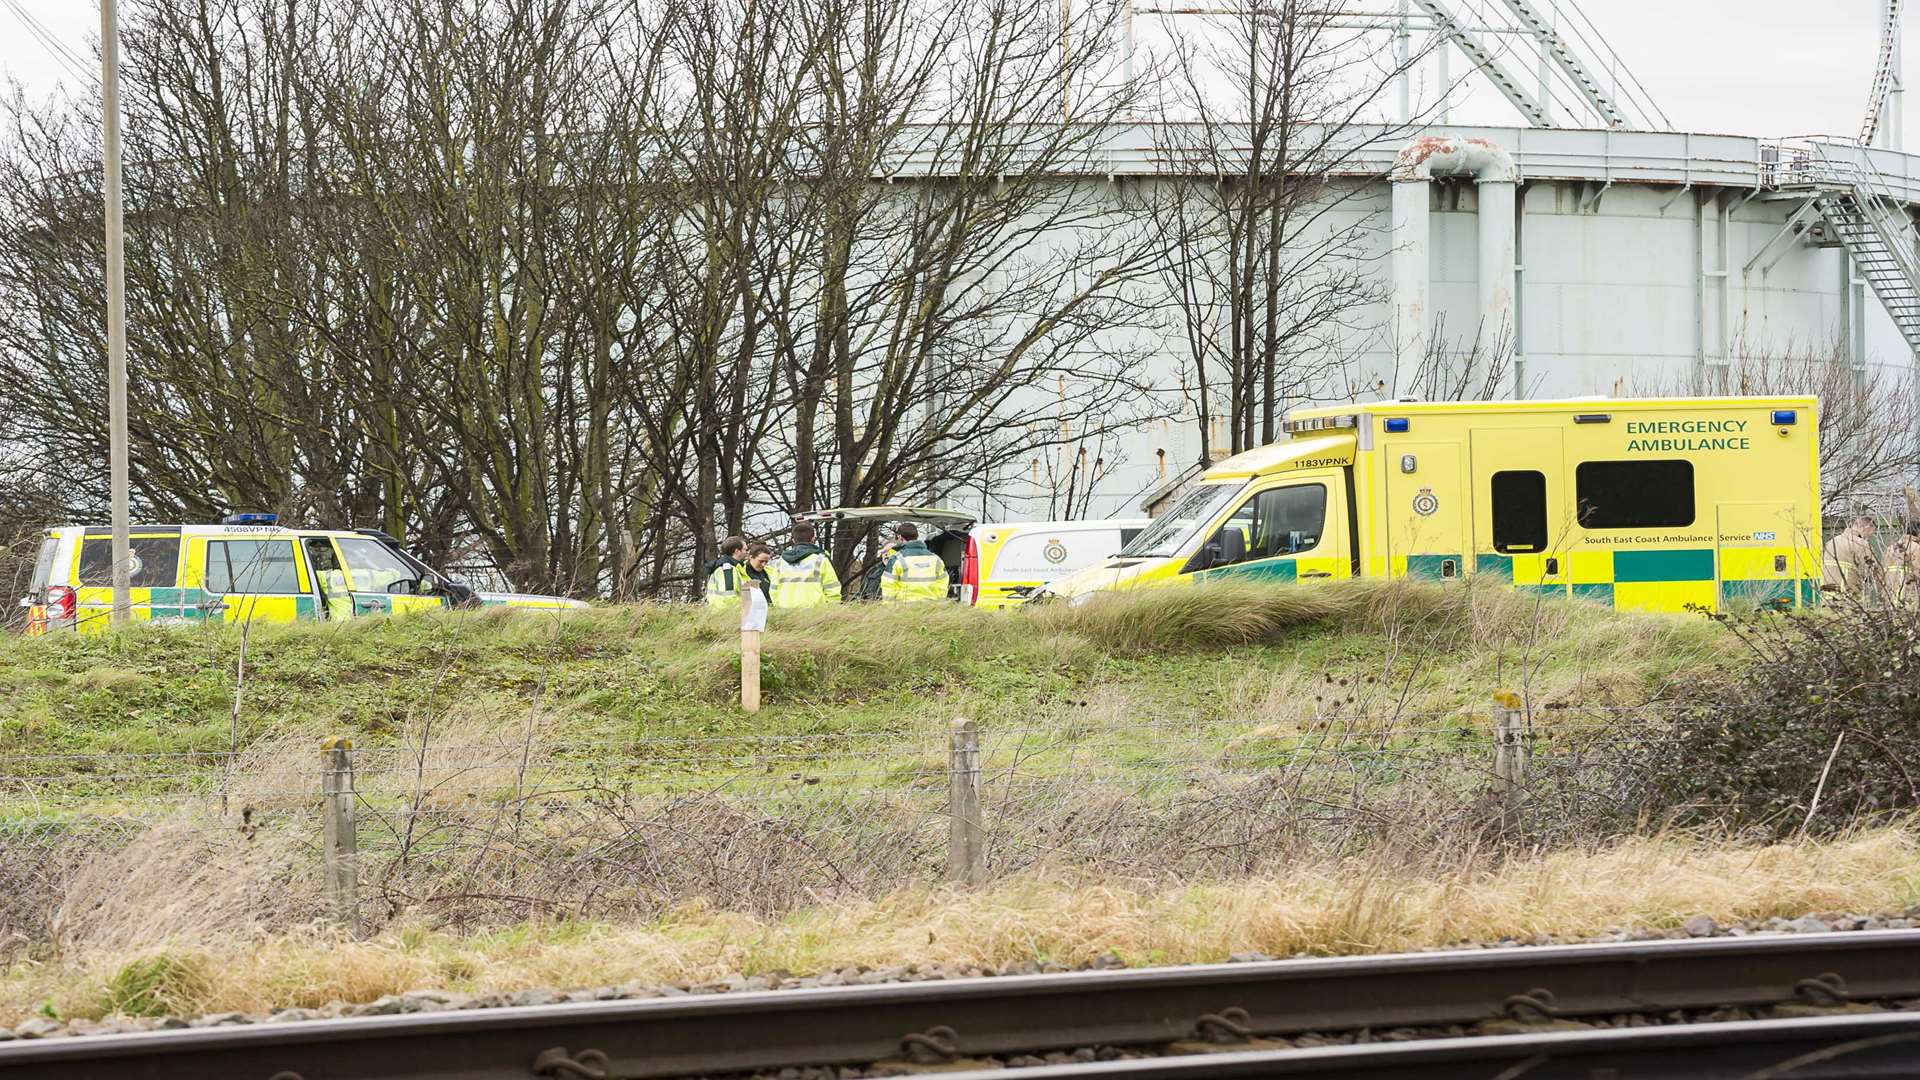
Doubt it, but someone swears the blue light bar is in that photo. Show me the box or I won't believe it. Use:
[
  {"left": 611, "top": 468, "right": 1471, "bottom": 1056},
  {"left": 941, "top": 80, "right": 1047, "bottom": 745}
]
[
  {"left": 1771, "top": 410, "right": 1797, "bottom": 426},
  {"left": 223, "top": 512, "right": 278, "bottom": 525},
  {"left": 1384, "top": 418, "right": 1410, "bottom": 433}
]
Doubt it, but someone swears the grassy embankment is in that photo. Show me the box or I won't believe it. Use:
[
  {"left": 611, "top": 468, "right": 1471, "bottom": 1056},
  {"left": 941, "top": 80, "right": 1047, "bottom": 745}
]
[{"left": 2, "top": 580, "right": 1724, "bottom": 800}]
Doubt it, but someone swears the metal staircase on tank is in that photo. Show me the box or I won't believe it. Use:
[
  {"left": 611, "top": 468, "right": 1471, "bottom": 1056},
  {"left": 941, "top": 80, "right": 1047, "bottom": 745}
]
[
  {"left": 1863, "top": 0, "right": 1905, "bottom": 146},
  {"left": 1496, "top": 0, "right": 1629, "bottom": 129},
  {"left": 1788, "top": 141, "right": 1920, "bottom": 353},
  {"left": 1404, "top": 0, "right": 1673, "bottom": 131},
  {"left": 1407, "top": 0, "right": 1552, "bottom": 126}
]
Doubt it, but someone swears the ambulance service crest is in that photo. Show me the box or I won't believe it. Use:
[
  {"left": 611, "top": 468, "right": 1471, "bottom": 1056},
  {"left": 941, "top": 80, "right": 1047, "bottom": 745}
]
[{"left": 1412, "top": 490, "right": 1439, "bottom": 517}]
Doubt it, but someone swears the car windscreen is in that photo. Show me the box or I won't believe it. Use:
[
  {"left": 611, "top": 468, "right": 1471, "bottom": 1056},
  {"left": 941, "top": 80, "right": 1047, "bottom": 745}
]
[{"left": 1120, "top": 482, "right": 1248, "bottom": 559}]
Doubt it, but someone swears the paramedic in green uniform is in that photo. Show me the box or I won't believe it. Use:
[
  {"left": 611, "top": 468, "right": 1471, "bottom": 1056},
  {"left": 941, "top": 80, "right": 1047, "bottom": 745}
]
[
  {"left": 704, "top": 536, "right": 747, "bottom": 608},
  {"left": 880, "top": 524, "right": 949, "bottom": 603}
]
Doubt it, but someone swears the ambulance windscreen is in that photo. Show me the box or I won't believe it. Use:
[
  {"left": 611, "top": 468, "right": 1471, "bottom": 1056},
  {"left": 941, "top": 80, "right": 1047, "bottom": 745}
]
[{"left": 1122, "top": 483, "right": 1247, "bottom": 559}]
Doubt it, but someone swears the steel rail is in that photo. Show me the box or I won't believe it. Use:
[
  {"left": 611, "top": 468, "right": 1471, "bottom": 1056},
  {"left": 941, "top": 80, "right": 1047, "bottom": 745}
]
[
  {"left": 923, "top": 1012, "right": 1920, "bottom": 1079},
  {"left": 7, "top": 931, "right": 1920, "bottom": 1080}
]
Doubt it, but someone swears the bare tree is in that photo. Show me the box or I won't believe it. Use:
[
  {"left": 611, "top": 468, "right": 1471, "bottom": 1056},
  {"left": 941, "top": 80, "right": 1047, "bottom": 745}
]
[
  {"left": 0, "top": 0, "right": 1185, "bottom": 598},
  {"left": 1393, "top": 316, "right": 1519, "bottom": 402},
  {"left": 1148, "top": 0, "right": 1428, "bottom": 460}
]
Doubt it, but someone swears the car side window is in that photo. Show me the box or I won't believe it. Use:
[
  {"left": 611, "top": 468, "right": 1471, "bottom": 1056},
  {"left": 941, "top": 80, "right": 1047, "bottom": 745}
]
[
  {"left": 335, "top": 537, "right": 420, "bottom": 594},
  {"left": 204, "top": 540, "right": 302, "bottom": 594},
  {"left": 79, "top": 536, "right": 181, "bottom": 588},
  {"left": 1202, "top": 484, "right": 1328, "bottom": 569},
  {"left": 304, "top": 539, "right": 342, "bottom": 573}
]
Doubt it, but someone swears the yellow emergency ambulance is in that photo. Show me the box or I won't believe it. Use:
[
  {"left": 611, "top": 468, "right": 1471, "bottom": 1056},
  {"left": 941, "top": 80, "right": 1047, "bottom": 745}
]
[
  {"left": 19, "top": 515, "right": 586, "bottom": 634},
  {"left": 1036, "top": 396, "right": 1821, "bottom": 614}
]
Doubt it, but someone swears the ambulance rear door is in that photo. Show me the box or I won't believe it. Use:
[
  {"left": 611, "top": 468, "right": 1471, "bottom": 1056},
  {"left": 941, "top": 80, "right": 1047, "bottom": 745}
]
[
  {"left": 1470, "top": 428, "right": 1571, "bottom": 597},
  {"left": 1716, "top": 502, "right": 1809, "bottom": 609}
]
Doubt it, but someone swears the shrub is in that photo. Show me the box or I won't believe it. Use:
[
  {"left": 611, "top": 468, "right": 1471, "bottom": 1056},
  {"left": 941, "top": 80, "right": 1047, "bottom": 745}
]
[{"left": 1628, "top": 594, "right": 1920, "bottom": 836}]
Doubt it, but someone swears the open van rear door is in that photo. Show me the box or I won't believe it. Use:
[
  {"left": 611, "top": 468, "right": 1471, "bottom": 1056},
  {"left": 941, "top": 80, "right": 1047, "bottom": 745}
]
[
  {"left": 799, "top": 506, "right": 977, "bottom": 601},
  {"left": 798, "top": 506, "right": 976, "bottom": 527}
]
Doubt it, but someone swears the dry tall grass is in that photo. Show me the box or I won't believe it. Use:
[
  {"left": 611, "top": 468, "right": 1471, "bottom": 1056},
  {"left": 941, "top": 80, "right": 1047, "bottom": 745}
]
[{"left": 7, "top": 828, "right": 1917, "bottom": 1025}]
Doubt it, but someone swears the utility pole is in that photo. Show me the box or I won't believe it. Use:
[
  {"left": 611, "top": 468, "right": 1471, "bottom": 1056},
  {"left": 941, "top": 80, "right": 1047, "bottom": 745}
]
[
  {"left": 101, "top": 0, "right": 131, "bottom": 626},
  {"left": 1061, "top": 0, "right": 1071, "bottom": 120},
  {"left": 1396, "top": 0, "right": 1411, "bottom": 123}
]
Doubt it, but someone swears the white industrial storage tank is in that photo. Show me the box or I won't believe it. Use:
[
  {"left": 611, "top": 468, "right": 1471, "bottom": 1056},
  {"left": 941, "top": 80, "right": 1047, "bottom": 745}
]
[{"left": 968, "top": 0, "right": 1920, "bottom": 521}]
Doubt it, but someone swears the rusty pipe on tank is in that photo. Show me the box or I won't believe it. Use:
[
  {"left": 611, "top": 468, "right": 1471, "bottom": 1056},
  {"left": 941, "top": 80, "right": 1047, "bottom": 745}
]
[{"left": 1390, "top": 135, "right": 1519, "bottom": 391}]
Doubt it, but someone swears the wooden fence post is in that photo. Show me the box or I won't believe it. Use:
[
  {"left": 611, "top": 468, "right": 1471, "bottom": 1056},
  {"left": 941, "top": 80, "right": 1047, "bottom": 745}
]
[
  {"left": 947, "top": 718, "right": 985, "bottom": 887},
  {"left": 741, "top": 580, "right": 764, "bottom": 713},
  {"left": 321, "top": 736, "right": 359, "bottom": 935},
  {"left": 1492, "top": 690, "right": 1529, "bottom": 830}
]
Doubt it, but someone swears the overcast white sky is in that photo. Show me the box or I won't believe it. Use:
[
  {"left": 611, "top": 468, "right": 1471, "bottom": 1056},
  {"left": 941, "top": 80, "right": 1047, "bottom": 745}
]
[{"left": 0, "top": 1, "right": 1900, "bottom": 142}]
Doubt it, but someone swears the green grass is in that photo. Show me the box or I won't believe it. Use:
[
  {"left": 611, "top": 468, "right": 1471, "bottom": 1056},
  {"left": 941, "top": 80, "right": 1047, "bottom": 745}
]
[{"left": 0, "top": 581, "right": 1730, "bottom": 801}]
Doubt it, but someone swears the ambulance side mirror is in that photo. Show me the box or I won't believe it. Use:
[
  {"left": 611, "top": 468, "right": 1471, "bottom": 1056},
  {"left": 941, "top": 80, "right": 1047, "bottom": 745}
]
[{"left": 1219, "top": 529, "right": 1247, "bottom": 566}]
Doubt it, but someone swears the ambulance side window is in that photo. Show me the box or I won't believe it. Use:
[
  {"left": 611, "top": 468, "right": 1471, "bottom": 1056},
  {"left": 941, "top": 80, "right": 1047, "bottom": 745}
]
[
  {"left": 204, "top": 540, "right": 301, "bottom": 594},
  {"left": 30, "top": 536, "right": 58, "bottom": 597},
  {"left": 1205, "top": 484, "right": 1327, "bottom": 568},
  {"left": 78, "top": 537, "right": 181, "bottom": 588},
  {"left": 305, "top": 540, "right": 341, "bottom": 573},
  {"left": 1491, "top": 470, "right": 1548, "bottom": 553},
  {"left": 304, "top": 538, "right": 347, "bottom": 589},
  {"left": 1576, "top": 460, "right": 1695, "bottom": 529}
]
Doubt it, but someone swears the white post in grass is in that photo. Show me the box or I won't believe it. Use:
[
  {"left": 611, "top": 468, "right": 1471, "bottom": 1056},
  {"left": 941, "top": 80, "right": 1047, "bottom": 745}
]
[{"left": 741, "top": 580, "right": 766, "bottom": 713}]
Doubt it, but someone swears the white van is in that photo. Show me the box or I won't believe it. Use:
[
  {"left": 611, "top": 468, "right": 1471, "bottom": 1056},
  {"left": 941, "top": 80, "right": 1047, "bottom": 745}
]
[{"left": 969, "top": 518, "right": 1148, "bottom": 608}]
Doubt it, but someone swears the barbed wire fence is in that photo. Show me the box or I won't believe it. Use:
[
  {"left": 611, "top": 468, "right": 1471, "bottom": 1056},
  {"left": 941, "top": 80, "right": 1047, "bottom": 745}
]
[{"left": 0, "top": 698, "right": 1694, "bottom": 954}]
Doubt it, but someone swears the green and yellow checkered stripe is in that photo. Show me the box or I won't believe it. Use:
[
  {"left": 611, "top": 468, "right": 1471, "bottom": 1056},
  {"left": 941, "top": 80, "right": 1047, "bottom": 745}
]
[
  {"left": 1383, "top": 554, "right": 1466, "bottom": 581},
  {"left": 1473, "top": 553, "right": 1567, "bottom": 598},
  {"left": 1716, "top": 546, "right": 1809, "bottom": 610},
  {"left": 1202, "top": 554, "right": 1348, "bottom": 584},
  {"left": 1470, "top": 548, "right": 1812, "bottom": 613},
  {"left": 1563, "top": 549, "right": 1715, "bottom": 612},
  {"left": 73, "top": 586, "right": 318, "bottom": 631}
]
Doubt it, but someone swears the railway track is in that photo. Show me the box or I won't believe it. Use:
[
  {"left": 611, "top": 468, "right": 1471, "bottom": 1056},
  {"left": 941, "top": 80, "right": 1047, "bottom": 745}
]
[{"left": 8, "top": 930, "right": 1920, "bottom": 1079}]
